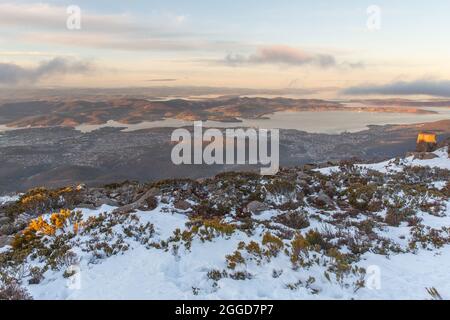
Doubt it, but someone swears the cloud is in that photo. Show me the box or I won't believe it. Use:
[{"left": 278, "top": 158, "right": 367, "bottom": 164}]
[
  {"left": 222, "top": 45, "right": 363, "bottom": 69},
  {"left": 224, "top": 45, "right": 337, "bottom": 68},
  {"left": 0, "top": 3, "right": 201, "bottom": 52},
  {"left": 0, "top": 57, "right": 93, "bottom": 85},
  {"left": 146, "top": 78, "right": 178, "bottom": 82},
  {"left": 21, "top": 32, "right": 220, "bottom": 52},
  {"left": 0, "top": 3, "right": 176, "bottom": 33},
  {"left": 343, "top": 79, "right": 450, "bottom": 97}
]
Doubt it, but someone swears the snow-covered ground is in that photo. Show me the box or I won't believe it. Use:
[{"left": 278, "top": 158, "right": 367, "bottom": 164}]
[
  {"left": 316, "top": 147, "right": 450, "bottom": 175},
  {"left": 0, "top": 195, "right": 20, "bottom": 205},
  {"left": 1, "top": 148, "right": 449, "bottom": 300},
  {"left": 20, "top": 201, "right": 450, "bottom": 300}
]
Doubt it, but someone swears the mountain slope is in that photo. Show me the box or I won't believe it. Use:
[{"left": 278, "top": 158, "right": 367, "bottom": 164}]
[{"left": 0, "top": 148, "right": 449, "bottom": 300}]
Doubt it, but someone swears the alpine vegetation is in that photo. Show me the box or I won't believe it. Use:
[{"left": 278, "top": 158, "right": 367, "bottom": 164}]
[{"left": 1, "top": 146, "right": 449, "bottom": 300}]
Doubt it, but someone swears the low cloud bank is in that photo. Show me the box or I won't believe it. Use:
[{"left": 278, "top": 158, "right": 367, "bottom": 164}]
[
  {"left": 343, "top": 79, "right": 450, "bottom": 97},
  {"left": 0, "top": 57, "right": 93, "bottom": 85}
]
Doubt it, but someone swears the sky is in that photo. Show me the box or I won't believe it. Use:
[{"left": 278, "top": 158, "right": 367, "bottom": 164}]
[{"left": 1, "top": 0, "right": 450, "bottom": 98}]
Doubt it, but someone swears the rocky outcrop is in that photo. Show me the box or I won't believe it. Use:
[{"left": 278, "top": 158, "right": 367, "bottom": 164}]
[
  {"left": 406, "top": 152, "right": 439, "bottom": 160},
  {"left": 246, "top": 201, "right": 270, "bottom": 215},
  {"left": 174, "top": 200, "right": 192, "bottom": 211},
  {"left": 112, "top": 188, "right": 160, "bottom": 215}
]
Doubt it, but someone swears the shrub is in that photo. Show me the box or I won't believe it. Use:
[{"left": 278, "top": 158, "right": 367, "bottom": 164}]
[
  {"left": 230, "top": 271, "right": 252, "bottom": 281},
  {"left": 6, "top": 187, "right": 81, "bottom": 217},
  {"left": 12, "top": 209, "right": 75, "bottom": 251},
  {"left": 276, "top": 211, "right": 310, "bottom": 230},
  {"left": 207, "top": 269, "right": 228, "bottom": 282},
  {"left": 385, "top": 208, "right": 404, "bottom": 227},
  {"left": 347, "top": 183, "right": 378, "bottom": 211},
  {"left": 28, "top": 267, "right": 44, "bottom": 285},
  {"left": 225, "top": 251, "right": 245, "bottom": 270},
  {"left": 304, "top": 230, "right": 328, "bottom": 250},
  {"left": 187, "top": 217, "right": 236, "bottom": 242},
  {"left": 262, "top": 232, "right": 284, "bottom": 257},
  {"left": 290, "top": 233, "right": 309, "bottom": 265},
  {"left": 266, "top": 179, "right": 296, "bottom": 196},
  {"left": 0, "top": 282, "right": 32, "bottom": 300},
  {"left": 245, "top": 241, "right": 263, "bottom": 261}
]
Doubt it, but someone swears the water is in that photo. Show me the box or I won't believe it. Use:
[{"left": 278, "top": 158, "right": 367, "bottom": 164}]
[
  {"left": 1, "top": 107, "right": 449, "bottom": 135},
  {"left": 76, "top": 107, "right": 450, "bottom": 134}
]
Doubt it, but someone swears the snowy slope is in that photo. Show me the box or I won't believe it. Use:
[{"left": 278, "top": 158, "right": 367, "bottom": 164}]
[
  {"left": 317, "top": 147, "right": 450, "bottom": 175},
  {"left": 1, "top": 148, "right": 449, "bottom": 300},
  {"left": 21, "top": 202, "right": 450, "bottom": 300}
]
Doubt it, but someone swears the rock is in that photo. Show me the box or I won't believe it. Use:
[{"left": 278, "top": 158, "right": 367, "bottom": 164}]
[
  {"left": 138, "top": 196, "right": 158, "bottom": 211},
  {"left": 406, "top": 152, "right": 438, "bottom": 160},
  {"left": 146, "top": 196, "right": 158, "bottom": 210},
  {"left": 0, "top": 235, "right": 12, "bottom": 248},
  {"left": 113, "top": 188, "right": 160, "bottom": 214},
  {"left": 174, "top": 200, "right": 191, "bottom": 211},
  {"left": 302, "top": 164, "right": 316, "bottom": 170},
  {"left": 160, "top": 196, "right": 170, "bottom": 204},
  {"left": 0, "top": 224, "right": 14, "bottom": 236},
  {"left": 416, "top": 141, "right": 437, "bottom": 153},
  {"left": 77, "top": 203, "right": 97, "bottom": 210},
  {"left": 246, "top": 201, "right": 270, "bottom": 215},
  {"left": 0, "top": 216, "right": 10, "bottom": 225},
  {"left": 94, "top": 197, "right": 118, "bottom": 208}
]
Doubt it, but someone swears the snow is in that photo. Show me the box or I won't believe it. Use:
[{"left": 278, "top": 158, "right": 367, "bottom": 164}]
[
  {"left": 357, "top": 249, "right": 450, "bottom": 300},
  {"left": 21, "top": 197, "right": 450, "bottom": 300},
  {"left": 0, "top": 195, "right": 19, "bottom": 205},
  {"left": 3, "top": 147, "right": 450, "bottom": 300},
  {"left": 361, "top": 147, "right": 450, "bottom": 173},
  {"left": 316, "top": 147, "right": 450, "bottom": 175}
]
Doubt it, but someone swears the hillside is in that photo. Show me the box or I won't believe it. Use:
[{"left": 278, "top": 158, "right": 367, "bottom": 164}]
[{"left": 0, "top": 147, "right": 449, "bottom": 300}]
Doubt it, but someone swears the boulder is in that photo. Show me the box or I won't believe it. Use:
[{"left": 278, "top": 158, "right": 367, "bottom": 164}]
[
  {"left": 246, "top": 201, "right": 270, "bottom": 215},
  {"left": 174, "top": 200, "right": 192, "bottom": 211},
  {"left": 77, "top": 203, "right": 97, "bottom": 210},
  {"left": 416, "top": 141, "right": 437, "bottom": 153},
  {"left": 0, "top": 235, "right": 11, "bottom": 248},
  {"left": 0, "top": 224, "right": 14, "bottom": 236},
  {"left": 138, "top": 196, "right": 158, "bottom": 211},
  {"left": 406, "top": 152, "right": 438, "bottom": 160},
  {"left": 113, "top": 188, "right": 160, "bottom": 214},
  {"left": 0, "top": 216, "right": 10, "bottom": 225}
]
